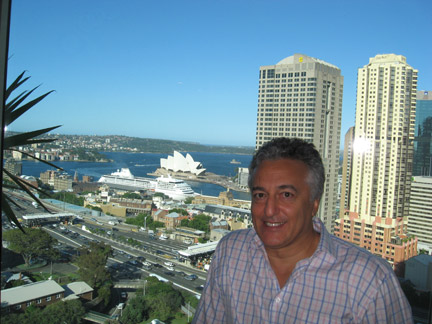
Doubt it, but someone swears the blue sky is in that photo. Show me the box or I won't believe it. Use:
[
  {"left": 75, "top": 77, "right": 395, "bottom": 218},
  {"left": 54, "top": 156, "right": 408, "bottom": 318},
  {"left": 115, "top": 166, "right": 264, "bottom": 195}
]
[{"left": 6, "top": 0, "right": 432, "bottom": 147}]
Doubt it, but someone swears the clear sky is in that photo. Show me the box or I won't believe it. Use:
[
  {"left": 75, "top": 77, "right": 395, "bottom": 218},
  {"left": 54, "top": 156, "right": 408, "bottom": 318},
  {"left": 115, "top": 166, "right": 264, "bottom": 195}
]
[{"left": 6, "top": 0, "right": 432, "bottom": 147}]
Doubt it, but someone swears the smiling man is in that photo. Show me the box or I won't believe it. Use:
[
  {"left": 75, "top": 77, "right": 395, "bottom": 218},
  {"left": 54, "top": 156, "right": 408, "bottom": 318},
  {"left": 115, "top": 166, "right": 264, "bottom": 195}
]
[{"left": 192, "top": 138, "right": 413, "bottom": 324}]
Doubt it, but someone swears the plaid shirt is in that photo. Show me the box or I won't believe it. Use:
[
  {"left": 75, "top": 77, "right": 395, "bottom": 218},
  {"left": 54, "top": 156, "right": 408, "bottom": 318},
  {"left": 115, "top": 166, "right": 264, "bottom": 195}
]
[{"left": 193, "top": 217, "right": 413, "bottom": 324}]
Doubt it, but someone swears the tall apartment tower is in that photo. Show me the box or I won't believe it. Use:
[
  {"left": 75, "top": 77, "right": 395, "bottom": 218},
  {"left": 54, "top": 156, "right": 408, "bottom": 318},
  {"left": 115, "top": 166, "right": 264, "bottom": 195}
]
[
  {"left": 408, "top": 176, "right": 432, "bottom": 253},
  {"left": 335, "top": 54, "right": 418, "bottom": 267},
  {"left": 255, "top": 54, "right": 344, "bottom": 231},
  {"left": 339, "top": 127, "right": 355, "bottom": 218},
  {"left": 413, "top": 90, "right": 432, "bottom": 176}
]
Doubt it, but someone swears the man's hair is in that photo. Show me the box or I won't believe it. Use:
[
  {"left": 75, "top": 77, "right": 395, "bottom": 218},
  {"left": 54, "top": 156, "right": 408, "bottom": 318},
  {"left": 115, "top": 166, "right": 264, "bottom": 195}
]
[{"left": 248, "top": 137, "right": 325, "bottom": 201}]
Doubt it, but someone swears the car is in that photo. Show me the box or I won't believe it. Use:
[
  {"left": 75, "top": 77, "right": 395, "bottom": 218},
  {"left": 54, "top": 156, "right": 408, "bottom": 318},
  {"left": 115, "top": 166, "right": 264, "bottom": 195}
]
[
  {"left": 185, "top": 274, "right": 198, "bottom": 281},
  {"left": 121, "top": 292, "right": 127, "bottom": 299},
  {"left": 137, "top": 256, "right": 145, "bottom": 261},
  {"left": 143, "top": 261, "right": 152, "bottom": 267},
  {"left": 153, "top": 263, "right": 163, "bottom": 268},
  {"left": 165, "top": 266, "right": 174, "bottom": 271},
  {"left": 143, "top": 265, "right": 152, "bottom": 271},
  {"left": 164, "top": 261, "right": 174, "bottom": 267},
  {"left": 196, "top": 285, "right": 204, "bottom": 291},
  {"left": 164, "top": 271, "right": 175, "bottom": 276},
  {"left": 176, "top": 271, "right": 187, "bottom": 277}
]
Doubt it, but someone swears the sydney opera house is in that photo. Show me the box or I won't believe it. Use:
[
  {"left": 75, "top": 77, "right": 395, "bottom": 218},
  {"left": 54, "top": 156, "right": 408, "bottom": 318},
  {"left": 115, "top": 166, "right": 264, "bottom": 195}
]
[{"left": 160, "top": 151, "right": 206, "bottom": 176}]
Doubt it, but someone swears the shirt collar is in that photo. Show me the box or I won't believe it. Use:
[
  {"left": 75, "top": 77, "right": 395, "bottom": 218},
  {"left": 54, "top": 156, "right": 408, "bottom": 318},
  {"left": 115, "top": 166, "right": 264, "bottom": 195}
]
[{"left": 312, "top": 217, "right": 337, "bottom": 263}]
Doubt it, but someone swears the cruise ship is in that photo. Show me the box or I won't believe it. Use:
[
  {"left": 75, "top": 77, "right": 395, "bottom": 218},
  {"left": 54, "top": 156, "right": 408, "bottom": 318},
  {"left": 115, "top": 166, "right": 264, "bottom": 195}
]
[{"left": 98, "top": 168, "right": 195, "bottom": 201}]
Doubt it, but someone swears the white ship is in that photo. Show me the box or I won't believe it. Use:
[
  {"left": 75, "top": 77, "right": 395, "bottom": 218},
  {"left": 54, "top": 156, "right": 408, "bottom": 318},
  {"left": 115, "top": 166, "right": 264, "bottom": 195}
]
[{"left": 98, "top": 168, "right": 195, "bottom": 201}]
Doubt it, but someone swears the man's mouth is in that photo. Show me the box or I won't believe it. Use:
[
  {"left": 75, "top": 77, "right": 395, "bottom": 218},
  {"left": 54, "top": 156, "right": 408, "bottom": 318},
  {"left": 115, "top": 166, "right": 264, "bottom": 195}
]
[{"left": 265, "top": 222, "right": 285, "bottom": 227}]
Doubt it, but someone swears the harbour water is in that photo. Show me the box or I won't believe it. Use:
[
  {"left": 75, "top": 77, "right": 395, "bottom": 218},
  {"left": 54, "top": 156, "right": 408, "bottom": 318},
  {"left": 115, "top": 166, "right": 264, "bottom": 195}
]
[{"left": 21, "top": 151, "right": 253, "bottom": 200}]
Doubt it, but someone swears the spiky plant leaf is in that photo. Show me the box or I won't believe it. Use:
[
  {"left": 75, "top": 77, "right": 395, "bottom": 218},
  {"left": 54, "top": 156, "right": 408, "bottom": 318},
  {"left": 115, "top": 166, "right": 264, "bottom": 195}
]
[{"left": 2, "top": 72, "right": 62, "bottom": 231}]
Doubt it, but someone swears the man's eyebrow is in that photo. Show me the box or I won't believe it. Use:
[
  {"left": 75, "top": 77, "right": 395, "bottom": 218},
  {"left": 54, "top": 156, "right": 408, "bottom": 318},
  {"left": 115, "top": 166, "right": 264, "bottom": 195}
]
[
  {"left": 252, "top": 184, "right": 298, "bottom": 192},
  {"left": 278, "top": 184, "right": 298, "bottom": 192}
]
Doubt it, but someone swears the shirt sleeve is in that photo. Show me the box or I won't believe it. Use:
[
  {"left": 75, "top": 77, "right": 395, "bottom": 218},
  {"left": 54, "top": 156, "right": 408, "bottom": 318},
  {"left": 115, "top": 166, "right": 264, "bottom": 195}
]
[
  {"left": 192, "top": 248, "right": 227, "bottom": 324},
  {"left": 362, "top": 273, "right": 413, "bottom": 324}
]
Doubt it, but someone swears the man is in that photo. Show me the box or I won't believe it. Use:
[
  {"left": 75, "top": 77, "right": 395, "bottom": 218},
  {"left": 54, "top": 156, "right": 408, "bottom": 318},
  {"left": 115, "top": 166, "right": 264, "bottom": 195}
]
[{"left": 193, "top": 138, "right": 413, "bottom": 323}]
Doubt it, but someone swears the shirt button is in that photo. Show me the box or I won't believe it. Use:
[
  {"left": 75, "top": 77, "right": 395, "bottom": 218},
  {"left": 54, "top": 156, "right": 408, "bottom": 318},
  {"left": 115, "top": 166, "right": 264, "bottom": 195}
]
[{"left": 275, "top": 297, "right": 281, "bottom": 303}]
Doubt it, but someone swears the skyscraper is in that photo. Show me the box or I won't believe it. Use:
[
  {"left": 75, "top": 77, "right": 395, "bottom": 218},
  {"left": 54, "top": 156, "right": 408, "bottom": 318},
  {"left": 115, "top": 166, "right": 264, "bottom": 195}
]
[
  {"left": 335, "top": 54, "right": 418, "bottom": 267},
  {"left": 408, "top": 176, "right": 432, "bottom": 253},
  {"left": 413, "top": 90, "right": 432, "bottom": 176},
  {"left": 255, "top": 54, "right": 343, "bottom": 231}
]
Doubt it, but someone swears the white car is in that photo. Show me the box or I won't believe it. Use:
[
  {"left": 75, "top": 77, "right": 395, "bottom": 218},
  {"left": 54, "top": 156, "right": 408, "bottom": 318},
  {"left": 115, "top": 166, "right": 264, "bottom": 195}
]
[
  {"left": 164, "top": 261, "right": 174, "bottom": 267},
  {"left": 165, "top": 266, "right": 174, "bottom": 271},
  {"left": 143, "top": 261, "right": 152, "bottom": 266}
]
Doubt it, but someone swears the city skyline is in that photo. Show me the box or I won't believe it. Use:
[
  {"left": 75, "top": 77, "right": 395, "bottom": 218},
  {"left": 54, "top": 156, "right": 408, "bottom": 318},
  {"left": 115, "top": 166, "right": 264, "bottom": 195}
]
[{"left": 6, "top": 0, "right": 432, "bottom": 146}]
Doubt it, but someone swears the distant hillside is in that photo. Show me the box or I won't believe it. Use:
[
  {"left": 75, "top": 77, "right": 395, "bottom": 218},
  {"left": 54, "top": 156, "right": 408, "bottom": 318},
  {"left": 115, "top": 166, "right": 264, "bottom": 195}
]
[
  {"left": 6, "top": 131, "right": 255, "bottom": 155},
  {"left": 104, "top": 135, "right": 255, "bottom": 154}
]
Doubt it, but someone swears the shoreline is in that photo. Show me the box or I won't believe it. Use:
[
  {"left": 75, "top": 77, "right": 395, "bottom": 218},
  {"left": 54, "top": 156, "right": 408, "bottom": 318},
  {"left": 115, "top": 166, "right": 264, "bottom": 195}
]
[{"left": 148, "top": 168, "right": 249, "bottom": 193}]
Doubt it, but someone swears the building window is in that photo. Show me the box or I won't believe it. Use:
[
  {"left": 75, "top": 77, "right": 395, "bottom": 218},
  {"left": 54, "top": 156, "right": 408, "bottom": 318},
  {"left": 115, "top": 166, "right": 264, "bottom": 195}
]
[
  {"left": 15, "top": 305, "right": 22, "bottom": 310},
  {"left": 36, "top": 299, "right": 42, "bottom": 304},
  {"left": 46, "top": 296, "right": 51, "bottom": 302}
]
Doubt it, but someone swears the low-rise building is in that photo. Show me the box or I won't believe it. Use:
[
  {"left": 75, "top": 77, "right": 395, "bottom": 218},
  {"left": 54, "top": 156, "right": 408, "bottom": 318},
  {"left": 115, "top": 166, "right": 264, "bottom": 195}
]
[
  {"left": 1, "top": 280, "right": 65, "bottom": 313},
  {"left": 192, "top": 190, "right": 250, "bottom": 209}
]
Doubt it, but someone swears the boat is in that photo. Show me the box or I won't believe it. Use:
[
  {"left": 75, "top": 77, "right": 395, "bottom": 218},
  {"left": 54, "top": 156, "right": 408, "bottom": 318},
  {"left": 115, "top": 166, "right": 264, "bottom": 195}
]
[
  {"left": 230, "top": 159, "right": 241, "bottom": 164},
  {"left": 98, "top": 168, "right": 195, "bottom": 201}
]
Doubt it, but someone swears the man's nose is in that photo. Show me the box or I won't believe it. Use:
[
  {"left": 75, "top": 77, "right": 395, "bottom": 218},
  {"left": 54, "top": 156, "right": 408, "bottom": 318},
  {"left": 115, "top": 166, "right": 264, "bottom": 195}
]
[{"left": 264, "top": 195, "right": 278, "bottom": 217}]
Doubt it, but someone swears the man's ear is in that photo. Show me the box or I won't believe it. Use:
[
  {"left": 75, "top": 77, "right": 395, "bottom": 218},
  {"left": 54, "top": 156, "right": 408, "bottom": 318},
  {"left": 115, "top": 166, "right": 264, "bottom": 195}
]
[{"left": 312, "top": 199, "right": 320, "bottom": 217}]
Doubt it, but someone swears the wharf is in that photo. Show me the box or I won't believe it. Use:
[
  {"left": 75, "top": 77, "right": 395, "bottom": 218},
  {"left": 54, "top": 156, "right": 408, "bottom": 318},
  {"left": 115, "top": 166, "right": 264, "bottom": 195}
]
[{"left": 148, "top": 168, "right": 249, "bottom": 193}]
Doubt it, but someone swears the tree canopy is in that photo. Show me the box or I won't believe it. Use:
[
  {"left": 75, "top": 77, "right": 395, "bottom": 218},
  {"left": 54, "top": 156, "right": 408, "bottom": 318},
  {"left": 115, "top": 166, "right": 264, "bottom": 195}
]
[
  {"left": 1, "top": 300, "right": 85, "bottom": 324},
  {"left": 3, "top": 228, "right": 58, "bottom": 266},
  {"left": 121, "top": 277, "right": 185, "bottom": 323},
  {"left": 180, "top": 214, "right": 211, "bottom": 233},
  {"left": 169, "top": 208, "right": 188, "bottom": 216},
  {"left": 76, "top": 242, "right": 112, "bottom": 290}
]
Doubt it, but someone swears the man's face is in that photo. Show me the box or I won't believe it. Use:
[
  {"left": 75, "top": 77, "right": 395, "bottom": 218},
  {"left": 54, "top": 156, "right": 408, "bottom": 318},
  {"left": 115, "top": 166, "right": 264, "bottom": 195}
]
[{"left": 251, "top": 158, "right": 320, "bottom": 253}]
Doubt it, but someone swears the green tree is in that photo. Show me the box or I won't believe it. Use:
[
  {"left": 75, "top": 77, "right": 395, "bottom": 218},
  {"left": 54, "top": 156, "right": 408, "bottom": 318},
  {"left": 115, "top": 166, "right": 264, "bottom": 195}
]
[
  {"left": 3, "top": 228, "right": 58, "bottom": 266},
  {"left": 51, "top": 192, "right": 85, "bottom": 206},
  {"left": 76, "top": 242, "right": 112, "bottom": 290},
  {"left": 43, "top": 299, "right": 86, "bottom": 324},
  {"left": 169, "top": 208, "right": 188, "bottom": 216},
  {"left": 184, "top": 197, "right": 194, "bottom": 204},
  {"left": 125, "top": 212, "right": 148, "bottom": 226},
  {"left": 182, "top": 214, "right": 211, "bottom": 233},
  {"left": 144, "top": 277, "right": 183, "bottom": 322},
  {"left": 122, "top": 192, "right": 142, "bottom": 199},
  {"left": 121, "top": 293, "right": 149, "bottom": 324}
]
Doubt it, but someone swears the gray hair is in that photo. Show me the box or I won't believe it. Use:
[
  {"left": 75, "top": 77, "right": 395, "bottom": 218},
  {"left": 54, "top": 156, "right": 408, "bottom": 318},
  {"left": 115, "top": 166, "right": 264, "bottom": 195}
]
[{"left": 248, "top": 138, "right": 325, "bottom": 202}]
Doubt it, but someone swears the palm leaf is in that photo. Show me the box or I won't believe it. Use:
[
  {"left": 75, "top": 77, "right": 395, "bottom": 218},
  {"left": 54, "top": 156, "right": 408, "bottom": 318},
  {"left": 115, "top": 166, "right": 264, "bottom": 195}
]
[
  {"left": 9, "top": 149, "right": 65, "bottom": 171},
  {"left": 1, "top": 194, "right": 25, "bottom": 231},
  {"left": 2, "top": 71, "right": 61, "bottom": 231},
  {"left": 3, "top": 125, "right": 61, "bottom": 148},
  {"left": 5, "top": 90, "right": 55, "bottom": 125}
]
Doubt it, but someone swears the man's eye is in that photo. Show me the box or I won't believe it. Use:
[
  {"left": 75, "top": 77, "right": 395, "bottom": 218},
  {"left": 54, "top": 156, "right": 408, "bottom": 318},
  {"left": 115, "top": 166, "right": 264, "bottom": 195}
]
[
  {"left": 253, "top": 193, "right": 265, "bottom": 199},
  {"left": 282, "top": 192, "right": 292, "bottom": 198}
]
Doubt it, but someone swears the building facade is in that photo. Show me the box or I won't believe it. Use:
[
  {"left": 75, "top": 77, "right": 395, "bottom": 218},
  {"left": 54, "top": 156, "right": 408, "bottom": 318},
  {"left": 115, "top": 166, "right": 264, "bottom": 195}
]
[
  {"left": 255, "top": 53, "right": 344, "bottom": 231},
  {"left": 413, "top": 90, "right": 432, "bottom": 176},
  {"left": 339, "top": 127, "right": 355, "bottom": 218},
  {"left": 335, "top": 54, "right": 418, "bottom": 266},
  {"left": 408, "top": 176, "right": 432, "bottom": 253}
]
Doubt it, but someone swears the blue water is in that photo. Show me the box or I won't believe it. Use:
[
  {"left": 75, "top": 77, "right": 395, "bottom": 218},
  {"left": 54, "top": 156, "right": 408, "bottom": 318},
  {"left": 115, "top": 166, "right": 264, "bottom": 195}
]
[{"left": 21, "top": 152, "right": 253, "bottom": 200}]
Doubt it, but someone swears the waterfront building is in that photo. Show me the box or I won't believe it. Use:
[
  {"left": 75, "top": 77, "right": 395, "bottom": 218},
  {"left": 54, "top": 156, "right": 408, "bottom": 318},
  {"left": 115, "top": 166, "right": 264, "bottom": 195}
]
[
  {"left": 192, "top": 189, "right": 251, "bottom": 209},
  {"left": 160, "top": 151, "right": 206, "bottom": 175},
  {"left": 40, "top": 170, "right": 73, "bottom": 191},
  {"left": 255, "top": 53, "right": 344, "bottom": 231},
  {"left": 3, "top": 158, "right": 22, "bottom": 178},
  {"left": 413, "top": 90, "right": 432, "bottom": 176},
  {"left": 408, "top": 176, "right": 432, "bottom": 253},
  {"left": 236, "top": 167, "right": 249, "bottom": 189},
  {"left": 334, "top": 54, "right": 418, "bottom": 267}
]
